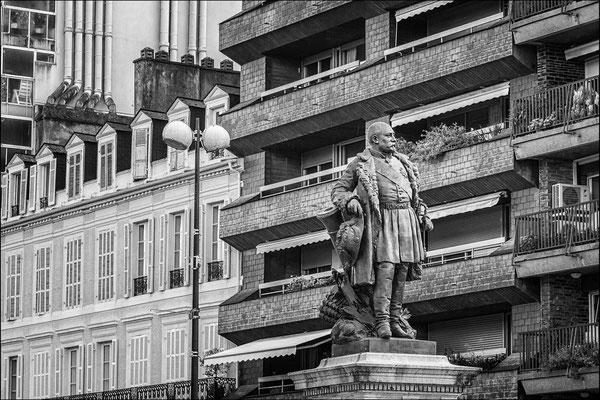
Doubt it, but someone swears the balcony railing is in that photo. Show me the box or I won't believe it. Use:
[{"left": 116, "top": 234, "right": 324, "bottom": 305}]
[
  {"left": 55, "top": 377, "right": 236, "bottom": 400},
  {"left": 510, "top": 0, "right": 572, "bottom": 22},
  {"left": 520, "top": 322, "right": 599, "bottom": 371},
  {"left": 170, "top": 268, "right": 185, "bottom": 288},
  {"left": 512, "top": 75, "right": 599, "bottom": 138},
  {"left": 258, "top": 270, "right": 333, "bottom": 297},
  {"left": 424, "top": 237, "right": 506, "bottom": 267},
  {"left": 258, "top": 374, "right": 296, "bottom": 396},
  {"left": 39, "top": 196, "right": 48, "bottom": 209},
  {"left": 260, "top": 164, "right": 347, "bottom": 198},
  {"left": 11, "top": 205, "right": 19, "bottom": 217},
  {"left": 207, "top": 261, "right": 224, "bottom": 282},
  {"left": 2, "top": 76, "right": 34, "bottom": 106},
  {"left": 514, "top": 200, "right": 599, "bottom": 256},
  {"left": 134, "top": 276, "right": 148, "bottom": 296}
]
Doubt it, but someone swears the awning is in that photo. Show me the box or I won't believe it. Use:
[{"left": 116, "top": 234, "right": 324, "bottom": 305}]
[
  {"left": 395, "top": 1, "right": 454, "bottom": 22},
  {"left": 390, "top": 82, "right": 510, "bottom": 127},
  {"left": 255, "top": 231, "right": 330, "bottom": 254},
  {"left": 427, "top": 191, "right": 506, "bottom": 220},
  {"left": 203, "top": 329, "right": 331, "bottom": 366}
]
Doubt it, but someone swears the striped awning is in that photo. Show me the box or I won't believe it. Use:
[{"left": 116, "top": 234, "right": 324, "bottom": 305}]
[
  {"left": 255, "top": 231, "right": 330, "bottom": 254},
  {"left": 428, "top": 192, "right": 506, "bottom": 220},
  {"left": 390, "top": 82, "right": 509, "bottom": 127},
  {"left": 203, "top": 329, "right": 331, "bottom": 366},
  {"left": 395, "top": 1, "right": 454, "bottom": 22}
]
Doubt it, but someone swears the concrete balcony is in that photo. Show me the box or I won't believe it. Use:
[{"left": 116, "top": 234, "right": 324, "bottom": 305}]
[
  {"left": 511, "top": 75, "right": 599, "bottom": 161},
  {"left": 220, "top": 21, "right": 535, "bottom": 156},
  {"left": 510, "top": 0, "right": 599, "bottom": 45},
  {"left": 218, "top": 252, "right": 538, "bottom": 343},
  {"left": 219, "top": 0, "right": 405, "bottom": 64}
]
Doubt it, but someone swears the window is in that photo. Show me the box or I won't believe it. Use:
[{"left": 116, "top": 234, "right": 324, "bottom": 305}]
[
  {"left": 168, "top": 146, "right": 186, "bottom": 171},
  {"left": 136, "top": 222, "right": 147, "bottom": 277},
  {"left": 591, "top": 291, "right": 599, "bottom": 324},
  {"left": 160, "top": 211, "right": 189, "bottom": 290},
  {"left": 31, "top": 351, "right": 49, "bottom": 398},
  {"left": 207, "top": 105, "right": 225, "bottom": 127},
  {"left": 34, "top": 245, "right": 51, "bottom": 314},
  {"left": 203, "top": 323, "right": 230, "bottom": 354},
  {"left": 129, "top": 335, "right": 149, "bottom": 386},
  {"left": 2, "top": 76, "right": 33, "bottom": 105},
  {"left": 101, "top": 343, "right": 111, "bottom": 391},
  {"left": 301, "top": 146, "right": 333, "bottom": 185},
  {"left": 36, "top": 159, "right": 56, "bottom": 208},
  {"left": 65, "top": 237, "right": 82, "bottom": 308},
  {"left": 96, "top": 341, "right": 116, "bottom": 391},
  {"left": 4, "top": 355, "right": 22, "bottom": 399},
  {"left": 67, "top": 347, "right": 81, "bottom": 395},
  {"left": 97, "top": 230, "right": 115, "bottom": 301},
  {"left": 336, "top": 138, "right": 364, "bottom": 166},
  {"left": 5, "top": 252, "right": 22, "bottom": 320},
  {"left": 575, "top": 156, "right": 599, "bottom": 201},
  {"left": 67, "top": 152, "right": 82, "bottom": 199},
  {"left": 301, "top": 39, "right": 365, "bottom": 79},
  {"left": 132, "top": 220, "right": 153, "bottom": 296},
  {"left": 207, "top": 203, "right": 225, "bottom": 282},
  {"left": 98, "top": 141, "right": 114, "bottom": 190},
  {"left": 1, "top": 4, "right": 56, "bottom": 51},
  {"left": 165, "top": 329, "right": 186, "bottom": 382},
  {"left": 7, "top": 169, "right": 27, "bottom": 217},
  {"left": 132, "top": 128, "right": 149, "bottom": 179}
]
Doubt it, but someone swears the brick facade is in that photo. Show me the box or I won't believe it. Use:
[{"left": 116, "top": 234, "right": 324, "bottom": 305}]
[
  {"left": 240, "top": 57, "right": 267, "bottom": 102},
  {"left": 537, "top": 44, "right": 585, "bottom": 90},
  {"left": 512, "top": 303, "right": 541, "bottom": 353},
  {"left": 538, "top": 159, "right": 573, "bottom": 210},
  {"left": 239, "top": 359, "right": 262, "bottom": 386},
  {"left": 460, "top": 369, "right": 519, "bottom": 400},
  {"left": 540, "top": 275, "right": 588, "bottom": 328},
  {"left": 365, "top": 13, "right": 391, "bottom": 60},
  {"left": 241, "top": 250, "right": 264, "bottom": 291},
  {"left": 240, "top": 152, "right": 266, "bottom": 196}
]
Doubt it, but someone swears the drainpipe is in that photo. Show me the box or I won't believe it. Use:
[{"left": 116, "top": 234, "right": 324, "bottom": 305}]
[
  {"left": 159, "top": 0, "right": 170, "bottom": 53},
  {"left": 103, "top": 0, "right": 115, "bottom": 113},
  {"left": 188, "top": 0, "right": 198, "bottom": 61},
  {"left": 76, "top": 0, "right": 95, "bottom": 108},
  {"left": 48, "top": 1, "right": 73, "bottom": 103},
  {"left": 169, "top": 0, "right": 179, "bottom": 61},
  {"left": 198, "top": 0, "right": 207, "bottom": 60},
  {"left": 58, "top": 0, "right": 84, "bottom": 104},
  {"left": 87, "top": 0, "right": 104, "bottom": 109}
]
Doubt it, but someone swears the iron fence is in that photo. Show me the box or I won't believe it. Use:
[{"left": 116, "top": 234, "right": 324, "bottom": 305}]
[
  {"left": 207, "top": 261, "right": 223, "bottom": 282},
  {"left": 133, "top": 276, "right": 148, "bottom": 296},
  {"left": 170, "top": 268, "right": 185, "bottom": 288}
]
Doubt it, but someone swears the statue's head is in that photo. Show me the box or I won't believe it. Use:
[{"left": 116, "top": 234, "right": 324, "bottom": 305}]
[{"left": 367, "top": 122, "right": 396, "bottom": 154}]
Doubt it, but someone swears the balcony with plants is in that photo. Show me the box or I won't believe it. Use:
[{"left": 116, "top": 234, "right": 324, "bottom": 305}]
[
  {"left": 518, "top": 322, "right": 599, "bottom": 397},
  {"left": 511, "top": 75, "right": 599, "bottom": 160},
  {"left": 513, "top": 199, "right": 600, "bottom": 278},
  {"left": 1, "top": 7, "right": 56, "bottom": 51},
  {"left": 510, "top": 0, "right": 599, "bottom": 45}
]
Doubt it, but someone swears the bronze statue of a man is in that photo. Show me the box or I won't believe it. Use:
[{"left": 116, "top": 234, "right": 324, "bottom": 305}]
[{"left": 330, "top": 122, "right": 433, "bottom": 339}]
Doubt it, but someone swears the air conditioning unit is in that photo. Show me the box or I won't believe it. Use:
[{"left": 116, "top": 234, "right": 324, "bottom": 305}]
[{"left": 552, "top": 184, "right": 590, "bottom": 207}]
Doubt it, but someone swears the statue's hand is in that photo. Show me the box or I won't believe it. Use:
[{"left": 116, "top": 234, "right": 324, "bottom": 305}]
[{"left": 346, "top": 199, "right": 363, "bottom": 217}]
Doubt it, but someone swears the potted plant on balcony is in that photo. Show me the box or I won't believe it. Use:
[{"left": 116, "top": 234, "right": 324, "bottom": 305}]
[
  {"left": 32, "top": 13, "right": 46, "bottom": 35},
  {"left": 570, "top": 85, "right": 599, "bottom": 120}
]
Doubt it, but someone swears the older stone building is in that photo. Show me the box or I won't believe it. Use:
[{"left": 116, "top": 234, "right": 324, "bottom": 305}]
[{"left": 213, "top": 1, "right": 599, "bottom": 399}]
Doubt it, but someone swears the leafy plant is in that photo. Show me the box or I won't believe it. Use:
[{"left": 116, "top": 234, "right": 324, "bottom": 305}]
[
  {"left": 446, "top": 350, "right": 507, "bottom": 372},
  {"left": 285, "top": 274, "right": 335, "bottom": 293},
  {"left": 200, "top": 348, "right": 231, "bottom": 378},
  {"left": 541, "top": 343, "right": 599, "bottom": 371},
  {"left": 571, "top": 86, "right": 599, "bottom": 120}
]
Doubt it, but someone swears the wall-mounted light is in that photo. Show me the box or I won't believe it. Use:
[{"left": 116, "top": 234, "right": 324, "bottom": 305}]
[{"left": 570, "top": 272, "right": 582, "bottom": 279}]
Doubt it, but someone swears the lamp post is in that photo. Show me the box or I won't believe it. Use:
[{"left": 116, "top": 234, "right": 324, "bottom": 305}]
[{"left": 163, "top": 117, "right": 230, "bottom": 400}]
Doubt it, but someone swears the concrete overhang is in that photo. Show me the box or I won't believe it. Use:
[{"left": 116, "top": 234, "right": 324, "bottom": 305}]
[
  {"left": 512, "top": 117, "right": 599, "bottom": 161},
  {"left": 511, "top": 1, "right": 599, "bottom": 45},
  {"left": 519, "top": 367, "right": 599, "bottom": 396},
  {"left": 514, "top": 242, "right": 600, "bottom": 278}
]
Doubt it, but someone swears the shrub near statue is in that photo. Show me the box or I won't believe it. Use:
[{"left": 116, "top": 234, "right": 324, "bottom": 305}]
[{"left": 318, "top": 122, "right": 433, "bottom": 344}]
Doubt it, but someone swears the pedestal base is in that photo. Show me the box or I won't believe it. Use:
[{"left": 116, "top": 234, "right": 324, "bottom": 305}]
[{"left": 288, "top": 339, "right": 480, "bottom": 399}]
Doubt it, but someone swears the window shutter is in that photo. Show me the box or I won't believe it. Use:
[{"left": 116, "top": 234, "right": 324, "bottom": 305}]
[
  {"left": 28, "top": 165, "right": 36, "bottom": 211},
  {"left": 183, "top": 207, "right": 190, "bottom": 286},
  {"left": 77, "top": 345, "right": 84, "bottom": 394},
  {"left": 1, "top": 173, "right": 8, "bottom": 219},
  {"left": 48, "top": 159, "right": 56, "bottom": 206},
  {"left": 107, "top": 142, "right": 114, "bottom": 188},
  {"left": 16, "top": 354, "right": 22, "bottom": 399},
  {"left": 200, "top": 204, "right": 207, "bottom": 283},
  {"left": 19, "top": 169, "right": 28, "bottom": 215},
  {"left": 223, "top": 199, "right": 231, "bottom": 279},
  {"left": 110, "top": 340, "right": 117, "bottom": 390},
  {"left": 68, "top": 155, "right": 74, "bottom": 198},
  {"left": 159, "top": 214, "right": 166, "bottom": 291},
  {"left": 54, "top": 348, "right": 62, "bottom": 397},
  {"left": 3, "top": 357, "right": 7, "bottom": 399},
  {"left": 147, "top": 217, "right": 154, "bottom": 293},
  {"left": 124, "top": 223, "right": 131, "bottom": 298},
  {"left": 133, "top": 129, "right": 148, "bottom": 179},
  {"left": 85, "top": 343, "right": 94, "bottom": 393},
  {"left": 99, "top": 144, "right": 106, "bottom": 189},
  {"left": 45, "top": 352, "right": 50, "bottom": 397},
  {"left": 75, "top": 153, "right": 81, "bottom": 197}
]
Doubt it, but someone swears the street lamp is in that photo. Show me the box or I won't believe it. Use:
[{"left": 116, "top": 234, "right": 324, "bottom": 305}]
[{"left": 162, "top": 117, "right": 230, "bottom": 400}]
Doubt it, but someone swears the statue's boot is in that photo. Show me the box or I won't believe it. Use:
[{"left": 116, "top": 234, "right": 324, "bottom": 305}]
[
  {"left": 374, "top": 263, "right": 394, "bottom": 339},
  {"left": 390, "top": 263, "right": 413, "bottom": 339}
]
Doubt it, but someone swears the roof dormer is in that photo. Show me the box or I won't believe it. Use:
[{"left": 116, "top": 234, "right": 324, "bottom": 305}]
[
  {"left": 34, "top": 143, "right": 66, "bottom": 211},
  {"left": 96, "top": 122, "right": 132, "bottom": 191},
  {"left": 204, "top": 85, "right": 240, "bottom": 128},
  {"left": 165, "top": 99, "right": 207, "bottom": 173},
  {"left": 2, "top": 153, "right": 36, "bottom": 220},
  {"left": 64, "top": 133, "right": 97, "bottom": 201},
  {"left": 130, "top": 110, "right": 168, "bottom": 180}
]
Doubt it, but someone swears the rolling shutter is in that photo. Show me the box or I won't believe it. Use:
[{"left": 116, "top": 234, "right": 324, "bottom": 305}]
[{"left": 428, "top": 313, "right": 505, "bottom": 355}]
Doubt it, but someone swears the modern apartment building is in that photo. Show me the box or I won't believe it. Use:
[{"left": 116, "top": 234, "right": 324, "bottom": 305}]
[
  {"left": 1, "top": 0, "right": 241, "bottom": 169},
  {"left": 213, "top": 0, "right": 599, "bottom": 398}
]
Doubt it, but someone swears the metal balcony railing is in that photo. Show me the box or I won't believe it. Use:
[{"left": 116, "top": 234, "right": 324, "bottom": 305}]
[
  {"left": 512, "top": 75, "right": 599, "bottom": 138},
  {"left": 39, "top": 196, "right": 48, "bottom": 209},
  {"left": 510, "top": 0, "right": 572, "bottom": 22},
  {"left": 207, "top": 261, "right": 224, "bottom": 282},
  {"left": 519, "top": 322, "right": 599, "bottom": 371},
  {"left": 133, "top": 276, "right": 148, "bottom": 296},
  {"left": 170, "top": 268, "right": 185, "bottom": 288},
  {"left": 55, "top": 377, "right": 236, "bottom": 400},
  {"left": 259, "top": 164, "right": 347, "bottom": 198},
  {"left": 514, "top": 200, "right": 599, "bottom": 256},
  {"left": 11, "top": 205, "right": 19, "bottom": 217},
  {"left": 258, "top": 374, "right": 296, "bottom": 396}
]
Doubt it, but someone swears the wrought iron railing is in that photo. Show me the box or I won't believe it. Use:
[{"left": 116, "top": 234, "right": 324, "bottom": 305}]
[
  {"left": 55, "top": 377, "right": 236, "bottom": 400},
  {"left": 512, "top": 75, "right": 599, "bottom": 137},
  {"left": 39, "top": 196, "right": 48, "bottom": 209},
  {"left": 134, "top": 276, "right": 148, "bottom": 296},
  {"left": 170, "top": 268, "right": 185, "bottom": 288},
  {"left": 519, "top": 322, "right": 599, "bottom": 371},
  {"left": 510, "top": 0, "right": 572, "bottom": 22},
  {"left": 207, "top": 261, "right": 224, "bottom": 282},
  {"left": 258, "top": 374, "right": 296, "bottom": 396},
  {"left": 514, "top": 200, "right": 599, "bottom": 256},
  {"left": 11, "top": 205, "right": 19, "bottom": 217}
]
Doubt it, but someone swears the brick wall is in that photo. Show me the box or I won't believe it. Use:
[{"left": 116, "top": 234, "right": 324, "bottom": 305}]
[
  {"left": 241, "top": 250, "right": 264, "bottom": 291},
  {"left": 510, "top": 188, "right": 540, "bottom": 236},
  {"left": 240, "top": 57, "right": 266, "bottom": 102},
  {"left": 365, "top": 13, "right": 391, "bottom": 60},
  {"left": 512, "top": 302, "right": 541, "bottom": 353},
  {"left": 537, "top": 44, "right": 585, "bottom": 90},
  {"left": 239, "top": 359, "right": 262, "bottom": 386},
  {"left": 540, "top": 275, "right": 588, "bottom": 328},
  {"left": 241, "top": 152, "right": 266, "bottom": 196},
  {"left": 538, "top": 159, "right": 573, "bottom": 210},
  {"left": 460, "top": 370, "right": 518, "bottom": 400},
  {"left": 242, "top": 0, "right": 262, "bottom": 12}
]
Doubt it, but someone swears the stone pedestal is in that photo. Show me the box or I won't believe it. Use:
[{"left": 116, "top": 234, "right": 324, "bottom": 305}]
[{"left": 288, "top": 338, "right": 480, "bottom": 399}]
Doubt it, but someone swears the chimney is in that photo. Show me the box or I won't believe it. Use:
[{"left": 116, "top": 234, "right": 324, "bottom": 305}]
[
  {"left": 181, "top": 54, "right": 194, "bottom": 64},
  {"left": 140, "top": 47, "right": 154, "bottom": 59},
  {"left": 220, "top": 59, "right": 233, "bottom": 71},
  {"left": 155, "top": 50, "right": 169, "bottom": 61},
  {"left": 200, "top": 57, "right": 214, "bottom": 68}
]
